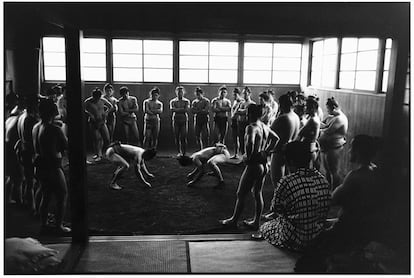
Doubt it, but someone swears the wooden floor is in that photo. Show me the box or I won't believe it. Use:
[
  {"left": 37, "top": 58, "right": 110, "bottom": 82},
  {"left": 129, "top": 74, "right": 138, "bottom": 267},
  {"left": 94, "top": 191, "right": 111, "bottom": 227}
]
[{"left": 46, "top": 234, "right": 300, "bottom": 274}]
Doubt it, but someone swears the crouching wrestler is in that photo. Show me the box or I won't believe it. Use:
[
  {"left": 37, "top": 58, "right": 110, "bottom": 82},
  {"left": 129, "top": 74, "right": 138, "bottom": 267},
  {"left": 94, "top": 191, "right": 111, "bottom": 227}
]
[
  {"left": 177, "top": 143, "right": 230, "bottom": 188},
  {"left": 105, "top": 142, "right": 157, "bottom": 190}
]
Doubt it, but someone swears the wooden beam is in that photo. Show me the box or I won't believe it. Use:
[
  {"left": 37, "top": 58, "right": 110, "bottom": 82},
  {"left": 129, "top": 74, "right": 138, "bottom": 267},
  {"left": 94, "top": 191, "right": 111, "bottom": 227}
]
[{"left": 64, "top": 27, "right": 88, "bottom": 243}]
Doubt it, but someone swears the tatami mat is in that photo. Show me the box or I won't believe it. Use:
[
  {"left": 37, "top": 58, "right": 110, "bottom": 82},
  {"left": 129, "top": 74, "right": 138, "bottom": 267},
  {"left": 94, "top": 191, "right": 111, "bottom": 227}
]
[
  {"left": 189, "top": 240, "right": 299, "bottom": 273},
  {"left": 74, "top": 240, "right": 188, "bottom": 273}
]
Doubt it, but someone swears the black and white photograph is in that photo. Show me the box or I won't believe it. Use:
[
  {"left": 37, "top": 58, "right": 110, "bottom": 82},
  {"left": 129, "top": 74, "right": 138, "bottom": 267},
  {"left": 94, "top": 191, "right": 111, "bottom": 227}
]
[{"left": 2, "top": 1, "right": 411, "bottom": 274}]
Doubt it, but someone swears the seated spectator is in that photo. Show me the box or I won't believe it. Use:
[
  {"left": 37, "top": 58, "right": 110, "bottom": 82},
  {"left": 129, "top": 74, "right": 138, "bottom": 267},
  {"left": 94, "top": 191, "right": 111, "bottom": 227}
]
[
  {"left": 295, "top": 135, "right": 384, "bottom": 272},
  {"left": 330, "top": 135, "right": 383, "bottom": 242},
  {"left": 258, "top": 141, "right": 331, "bottom": 251}
]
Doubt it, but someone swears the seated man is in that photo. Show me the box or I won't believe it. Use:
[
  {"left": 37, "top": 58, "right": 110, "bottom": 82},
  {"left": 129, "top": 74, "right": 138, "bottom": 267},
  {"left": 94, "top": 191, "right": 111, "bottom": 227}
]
[
  {"left": 330, "top": 135, "right": 383, "bottom": 245},
  {"left": 258, "top": 141, "right": 331, "bottom": 251},
  {"left": 295, "top": 135, "right": 384, "bottom": 273},
  {"left": 178, "top": 143, "right": 231, "bottom": 188},
  {"left": 105, "top": 142, "right": 157, "bottom": 190}
]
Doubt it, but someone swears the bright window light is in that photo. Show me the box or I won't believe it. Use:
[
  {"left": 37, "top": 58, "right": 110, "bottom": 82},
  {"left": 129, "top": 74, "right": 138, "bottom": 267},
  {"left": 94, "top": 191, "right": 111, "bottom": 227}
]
[
  {"left": 143, "top": 40, "right": 173, "bottom": 82},
  {"left": 209, "top": 70, "right": 238, "bottom": 83},
  {"left": 112, "top": 39, "right": 142, "bottom": 82},
  {"left": 112, "top": 39, "right": 173, "bottom": 82},
  {"left": 244, "top": 70, "right": 272, "bottom": 84},
  {"left": 179, "top": 40, "right": 238, "bottom": 83},
  {"left": 382, "top": 38, "right": 393, "bottom": 92},
  {"left": 143, "top": 40, "right": 173, "bottom": 55},
  {"left": 81, "top": 38, "right": 106, "bottom": 81},
  {"left": 144, "top": 68, "right": 173, "bottom": 83},
  {"left": 339, "top": 37, "right": 380, "bottom": 91},
  {"left": 244, "top": 43, "right": 273, "bottom": 57},
  {"left": 311, "top": 38, "right": 338, "bottom": 88},
  {"left": 244, "top": 42, "right": 302, "bottom": 84},
  {"left": 43, "top": 37, "right": 66, "bottom": 81},
  {"left": 180, "top": 69, "right": 208, "bottom": 83}
]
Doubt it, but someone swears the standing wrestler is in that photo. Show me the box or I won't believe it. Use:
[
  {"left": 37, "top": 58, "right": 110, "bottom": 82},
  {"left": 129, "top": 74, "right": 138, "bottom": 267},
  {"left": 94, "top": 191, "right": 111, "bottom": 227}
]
[
  {"left": 103, "top": 83, "right": 118, "bottom": 142},
  {"left": 170, "top": 86, "right": 190, "bottom": 156},
  {"left": 263, "top": 94, "right": 300, "bottom": 219},
  {"left": 17, "top": 95, "right": 39, "bottom": 212},
  {"left": 5, "top": 101, "right": 24, "bottom": 204},
  {"left": 259, "top": 92, "right": 272, "bottom": 125},
  {"left": 178, "top": 143, "right": 231, "bottom": 188},
  {"left": 118, "top": 86, "right": 140, "bottom": 146},
  {"left": 220, "top": 104, "right": 279, "bottom": 229},
  {"left": 211, "top": 85, "right": 231, "bottom": 144},
  {"left": 267, "top": 90, "right": 279, "bottom": 125},
  {"left": 56, "top": 85, "right": 67, "bottom": 137},
  {"left": 236, "top": 86, "right": 256, "bottom": 156},
  {"left": 230, "top": 88, "right": 243, "bottom": 159},
  {"left": 319, "top": 97, "right": 348, "bottom": 190},
  {"left": 297, "top": 97, "right": 321, "bottom": 168},
  {"left": 191, "top": 87, "right": 211, "bottom": 150},
  {"left": 32, "top": 98, "right": 70, "bottom": 233},
  {"left": 106, "top": 142, "right": 156, "bottom": 190},
  {"left": 143, "top": 87, "right": 163, "bottom": 150},
  {"left": 84, "top": 88, "right": 112, "bottom": 162}
]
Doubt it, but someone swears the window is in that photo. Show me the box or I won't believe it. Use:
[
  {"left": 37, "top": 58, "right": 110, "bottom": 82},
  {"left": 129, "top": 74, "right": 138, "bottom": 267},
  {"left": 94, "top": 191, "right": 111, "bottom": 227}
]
[
  {"left": 179, "top": 41, "right": 238, "bottom": 83},
  {"left": 43, "top": 37, "right": 66, "bottom": 81},
  {"left": 382, "top": 38, "right": 393, "bottom": 92},
  {"left": 310, "top": 38, "right": 338, "bottom": 88},
  {"left": 339, "top": 38, "right": 379, "bottom": 91},
  {"left": 244, "top": 42, "right": 302, "bottom": 84},
  {"left": 112, "top": 39, "right": 173, "bottom": 82},
  {"left": 113, "top": 39, "right": 142, "bottom": 82},
  {"left": 404, "top": 56, "right": 410, "bottom": 105},
  {"left": 81, "top": 38, "right": 106, "bottom": 81}
]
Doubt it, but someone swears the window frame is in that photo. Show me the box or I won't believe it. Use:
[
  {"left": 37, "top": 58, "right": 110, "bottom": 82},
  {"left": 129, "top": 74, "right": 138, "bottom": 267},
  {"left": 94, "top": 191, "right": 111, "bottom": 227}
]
[
  {"left": 81, "top": 36, "right": 108, "bottom": 82},
  {"left": 111, "top": 38, "right": 174, "bottom": 83},
  {"left": 309, "top": 37, "right": 389, "bottom": 94},
  {"left": 42, "top": 36, "right": 67, "bottom": 82},
  {"left": 243, "top": 40, "right": 303, "bottom": 86},
  {"left": 178, "top": 39, "right": 240, "bottom": 85}
]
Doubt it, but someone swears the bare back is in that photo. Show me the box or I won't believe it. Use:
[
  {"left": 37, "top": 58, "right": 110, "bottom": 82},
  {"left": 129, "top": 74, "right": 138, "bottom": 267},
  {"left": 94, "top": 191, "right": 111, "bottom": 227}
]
[
  {"left": 85, "top": 98, "right": 107, "bottom": 122},
  {"left": 271, "top": 111, "right": 300, "bottom": 152},
  {"left": 32, "top": 122, "right": 67, "bottom": 159},
  {"left": 5, "top": 114, "right": 21, "bottom": 144}
]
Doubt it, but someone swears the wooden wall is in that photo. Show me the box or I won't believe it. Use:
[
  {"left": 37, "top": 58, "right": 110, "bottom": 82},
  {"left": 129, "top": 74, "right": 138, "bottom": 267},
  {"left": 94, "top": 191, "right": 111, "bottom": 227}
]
[{"left": 305, "top": 87, "right": 386, "bottom": 176}]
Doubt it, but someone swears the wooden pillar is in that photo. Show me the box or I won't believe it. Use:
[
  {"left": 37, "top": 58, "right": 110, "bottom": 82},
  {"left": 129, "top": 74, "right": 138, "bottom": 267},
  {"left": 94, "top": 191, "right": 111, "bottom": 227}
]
[
  {"left": 382, "top": 33, "right": 409, "bottom": 180},
  {"left": 380, "top": 31, "right": 409, "bottom": 249},
  {"left": 64, "top": 27, "right": 88, "bottom": 243}
]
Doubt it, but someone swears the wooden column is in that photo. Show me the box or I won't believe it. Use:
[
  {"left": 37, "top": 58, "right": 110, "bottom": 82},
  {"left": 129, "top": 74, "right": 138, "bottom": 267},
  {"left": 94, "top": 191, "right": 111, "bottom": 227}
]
[
  {"left": 380, "top": 30, "right": 409, "bottom": 250},
  {"left": 64, "top": 27, "right": 88, "bottom": 243},
  {"left": 382, "top": 33, "right": 409, "bottom": 180}
]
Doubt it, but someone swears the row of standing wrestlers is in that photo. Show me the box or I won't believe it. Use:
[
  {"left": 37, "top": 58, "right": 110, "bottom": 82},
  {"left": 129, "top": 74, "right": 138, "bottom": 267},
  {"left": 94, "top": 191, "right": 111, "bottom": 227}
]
[{"left": 4, "top": 82, "right": 348, "bottom": 236}]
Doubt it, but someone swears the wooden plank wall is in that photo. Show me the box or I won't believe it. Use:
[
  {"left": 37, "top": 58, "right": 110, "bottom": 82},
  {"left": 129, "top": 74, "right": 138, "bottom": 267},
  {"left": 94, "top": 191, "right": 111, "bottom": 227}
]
[{"left": 305, "top": 87, "right": 386, "bottom": 176}]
